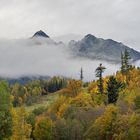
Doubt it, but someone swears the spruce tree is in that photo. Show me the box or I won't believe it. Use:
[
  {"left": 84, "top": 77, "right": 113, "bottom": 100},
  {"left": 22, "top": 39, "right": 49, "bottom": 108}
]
[
  {"left": 121, "top": 52, "right": 125, "bottom": 74},
  {"left": 95, "top": 63, "right": 106, "bottom": 94},
  {"left": 107, "top": 76, "right": 124, "bottom": 104},
  {"left": 121, "top": 49, "right": 131, "bottom": 83},
  {"left": 121, "top": 49, "right": 131, "bottom": 73},
  {"left": 80, "top": 67, "right": 84, "bottom": 81},
  {"left": 124, "top": 49, "right": 131, "bottom": 72}
]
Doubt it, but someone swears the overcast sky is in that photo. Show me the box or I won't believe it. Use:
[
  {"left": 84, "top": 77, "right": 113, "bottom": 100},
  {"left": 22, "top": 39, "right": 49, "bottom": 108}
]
[{"left": 0, "top": 0, "right": 140, "bottom": 50}]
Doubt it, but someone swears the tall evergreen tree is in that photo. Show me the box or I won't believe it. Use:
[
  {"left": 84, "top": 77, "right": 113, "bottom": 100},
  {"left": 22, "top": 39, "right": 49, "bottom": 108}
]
[
  {"left": 95, "top": 63, "right": 106, "bottom": 94},
  {"left": 124, "top": 49, "right": 131, "bottom": 71},
  {"left": 121, "top": 52, "right": 125, "bottom": 74},
  {"left": 80, "top": 67, "right": 84, "bottom": 81},
  {"left": 121, "top": 49, "right": 131, "bottom": 74},
  {"left": 107, "top": 76, "right": 124, "bottom": 104},
  {"left": 121, "top": 49, "right": 131, "bottom": 84}
]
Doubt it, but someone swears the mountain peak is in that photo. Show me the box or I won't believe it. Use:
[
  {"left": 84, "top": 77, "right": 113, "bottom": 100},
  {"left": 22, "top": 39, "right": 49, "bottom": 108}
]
[
  {"left": 82, "top": 34, "right": 98, "bottom": 45},
  {"left": 84, "top": 34, "right": 96, "bottom": 40},
  {"left": 33, "top": 30, "right": 50, "bottom": 38}
]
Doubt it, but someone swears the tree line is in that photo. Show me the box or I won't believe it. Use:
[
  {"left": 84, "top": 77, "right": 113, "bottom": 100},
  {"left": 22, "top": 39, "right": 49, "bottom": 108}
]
[{"left": 0, "top": 49, "right": 140, "bottom": 140}]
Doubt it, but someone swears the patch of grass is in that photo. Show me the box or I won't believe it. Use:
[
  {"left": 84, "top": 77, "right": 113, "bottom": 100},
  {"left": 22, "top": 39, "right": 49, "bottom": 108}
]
[{"left": 25, "top": 93, "right": 59, "bottom": 112}]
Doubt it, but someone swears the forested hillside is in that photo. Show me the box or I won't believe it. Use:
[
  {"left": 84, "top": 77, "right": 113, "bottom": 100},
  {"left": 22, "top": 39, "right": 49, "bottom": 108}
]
[{"left": 0, "top": 50, "right": 140, "bottom": 140}]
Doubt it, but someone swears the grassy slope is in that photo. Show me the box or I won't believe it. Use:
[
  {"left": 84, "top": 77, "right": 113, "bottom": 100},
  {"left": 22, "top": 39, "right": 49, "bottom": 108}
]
[
  {"left": 24, "top": 87, "right": 88, "bottom": 112},
  {"left": 25, "top": 93, "right": 59, "bottom": 112}
]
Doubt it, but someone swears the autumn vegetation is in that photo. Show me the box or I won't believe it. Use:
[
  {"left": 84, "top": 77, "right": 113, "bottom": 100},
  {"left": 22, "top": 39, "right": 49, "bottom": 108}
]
[{"left": 0, "top": 50, "right": 140, "bottom": 140}]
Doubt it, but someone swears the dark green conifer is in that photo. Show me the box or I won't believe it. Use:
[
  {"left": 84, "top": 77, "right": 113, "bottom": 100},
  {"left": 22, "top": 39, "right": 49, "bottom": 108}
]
[
  {"left": 80, "top": 67, "right": 84, "bottom": 81},
  {"left": 107, "top": 76, "right": 124, "bottom": 103}
]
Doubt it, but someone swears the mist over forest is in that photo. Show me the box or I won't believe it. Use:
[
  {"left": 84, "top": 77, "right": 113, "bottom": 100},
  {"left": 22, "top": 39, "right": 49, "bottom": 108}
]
[{"left": 0, "top": 37, "right": 122, "bottom": 81}]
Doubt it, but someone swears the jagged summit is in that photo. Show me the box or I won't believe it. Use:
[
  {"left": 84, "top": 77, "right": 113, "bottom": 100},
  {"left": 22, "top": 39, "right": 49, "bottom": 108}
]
[
  {"left": 32, "top": 30, "right": 49, "bottom": 38},
  {"left": 84, "top": 34, "right": 96, "bottom": 40},
  {"left": 83, "top": 34, "right": 98, "bottom": 44}
]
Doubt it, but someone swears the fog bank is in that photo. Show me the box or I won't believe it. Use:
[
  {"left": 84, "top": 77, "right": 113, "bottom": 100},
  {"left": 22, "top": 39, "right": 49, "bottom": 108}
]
[{"left": 0, "top": 37, "right": 123, "bottom": 81}]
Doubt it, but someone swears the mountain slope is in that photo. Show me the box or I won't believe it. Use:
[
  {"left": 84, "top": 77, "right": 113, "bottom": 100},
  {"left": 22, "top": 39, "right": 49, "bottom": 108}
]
[{"left": 68, "top": 34, "right": 140, "bottom": 63}]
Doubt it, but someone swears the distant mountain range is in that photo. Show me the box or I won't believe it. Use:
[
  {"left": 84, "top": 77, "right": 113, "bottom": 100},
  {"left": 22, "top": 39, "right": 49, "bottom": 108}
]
[{"left": 32, "top": 30, "right": 140, "bottom": 63}]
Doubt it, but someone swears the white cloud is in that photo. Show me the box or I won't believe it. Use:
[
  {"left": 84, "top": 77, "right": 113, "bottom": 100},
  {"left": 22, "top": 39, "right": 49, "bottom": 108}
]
[{"left": 0, "top": 38, "right": 120, "bottom": 81}]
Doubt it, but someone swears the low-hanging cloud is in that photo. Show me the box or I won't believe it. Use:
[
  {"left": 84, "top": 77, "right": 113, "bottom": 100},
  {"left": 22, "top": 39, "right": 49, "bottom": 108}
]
[{"left": 0, "top": 38, "right": 120, "bottom": 81}]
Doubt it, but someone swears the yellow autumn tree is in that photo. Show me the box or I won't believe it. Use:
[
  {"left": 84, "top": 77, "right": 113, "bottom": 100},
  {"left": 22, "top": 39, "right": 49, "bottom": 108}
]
[
  {"left": 85, "top": 105, "right": 118, "bottom": 140},
  {"left": 33, "top": 116, "right": 55, "bottom": 140},
  {"left": 11, "top": 107, "right": 32, "bottom": 140},
  {"left": 59, "top": 80, "right": 82, "bottom": 97}
]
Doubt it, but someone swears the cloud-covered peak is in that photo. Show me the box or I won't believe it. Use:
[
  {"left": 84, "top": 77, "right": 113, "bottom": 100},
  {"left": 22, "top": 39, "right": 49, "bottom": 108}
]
[{"left": 32, "top": 30, "right": 50, "bottom": 38}]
